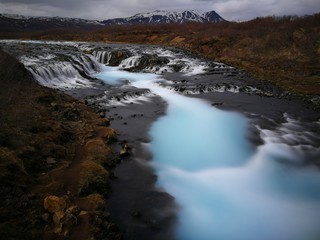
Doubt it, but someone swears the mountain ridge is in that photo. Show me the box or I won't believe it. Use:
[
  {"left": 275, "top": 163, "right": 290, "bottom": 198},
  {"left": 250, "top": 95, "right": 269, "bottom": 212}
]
[
  {"left": 102, "top": 10, "right": 225, "bottom": 25},
  {"left": 0, "top": 10, "right": 225, "bottom": 32}
]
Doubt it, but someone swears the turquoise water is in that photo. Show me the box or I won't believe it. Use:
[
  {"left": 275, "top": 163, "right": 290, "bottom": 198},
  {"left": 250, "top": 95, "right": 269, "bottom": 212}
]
[
  {"left": 96, "top": 67, "right": 320, "bottom": 240},
  {"left": 95, "top": 65, "right": 157, "bottom": 85}
]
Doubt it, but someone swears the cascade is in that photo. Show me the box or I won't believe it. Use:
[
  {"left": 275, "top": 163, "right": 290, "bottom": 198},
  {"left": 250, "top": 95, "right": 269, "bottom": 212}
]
[
  {"left": 119, "top": 55, "right": 142, "bottom": 69},
  {"left": 27, "top": 62, "right": 91, "bottom": 89},
  {"left": 93, "top": 50, "right": 112, "bottom": 65},
  {"left": 70, "top": 54, "right": 101, "bottom": 75},
  {"left": 21, "top": 53, "right": 103, "bottom": 89}
]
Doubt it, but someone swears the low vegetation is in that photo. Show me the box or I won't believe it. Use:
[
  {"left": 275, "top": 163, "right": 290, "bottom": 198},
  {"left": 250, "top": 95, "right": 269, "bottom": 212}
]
[
  {"left": 1, "top": 13, "right": 319, "bottom": 94},
  {"left": 0, "top": 50, "right": 121, "bottom": 239}
]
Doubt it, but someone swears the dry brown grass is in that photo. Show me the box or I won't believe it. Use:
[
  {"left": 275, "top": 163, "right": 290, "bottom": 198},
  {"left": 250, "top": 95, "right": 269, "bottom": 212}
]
[{"left": 1, "top": 14, "right": 319, "bottom": 94}]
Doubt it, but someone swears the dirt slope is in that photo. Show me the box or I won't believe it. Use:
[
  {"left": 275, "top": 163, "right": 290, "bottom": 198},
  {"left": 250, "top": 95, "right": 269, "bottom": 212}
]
[{"left": 0, "top": 50, "right": 121, "bottom": 239}]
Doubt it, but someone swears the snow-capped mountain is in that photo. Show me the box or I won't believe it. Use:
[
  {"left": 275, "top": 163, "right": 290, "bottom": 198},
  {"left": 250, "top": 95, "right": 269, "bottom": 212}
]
[
  {"left": 102, "top": 10, "right": 225, "bottom": 25},
  {"left": 0, "top": 10, "right": 225, "bottom": 32}
]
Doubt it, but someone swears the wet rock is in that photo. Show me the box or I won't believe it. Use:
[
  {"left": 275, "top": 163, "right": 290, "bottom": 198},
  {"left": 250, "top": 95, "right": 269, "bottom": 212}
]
[
  {"left": 139, "top": 54, "right": 169, "bottom": 67},
  {"left": 125, "top": 54, "right": 170, "bottom": 72},
  {"left": 172, "top": 64, "right": 184, "bottom": 72},
  {"left": 108, "top": 49, "right": 132, "bottom": 66},
  {"left": 211, "top": 102, "right": 223, "bottom": 106},
  {"left": 109, "top": 172, "right": 116, "bottom": 179},
  {"left": 146, "top": 218, "right": 160, "bottom": 229},
  {"left": 43, "top": 195, "right": 67, "bottom": 213},
  {"left": 119, "top": 143, "right": 131, "bottom": 158}
]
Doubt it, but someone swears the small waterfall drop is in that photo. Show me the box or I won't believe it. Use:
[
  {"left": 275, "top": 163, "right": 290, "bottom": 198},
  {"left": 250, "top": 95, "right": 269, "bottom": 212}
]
[
  {"left": 20, "top": 53, "right": 103, "bottom": 89},
  {"left": 119, "top": 56, "right": 142, "bottom": 69},
  {"left": 93, "top": 50, "right": 112, "bottom": 65}
]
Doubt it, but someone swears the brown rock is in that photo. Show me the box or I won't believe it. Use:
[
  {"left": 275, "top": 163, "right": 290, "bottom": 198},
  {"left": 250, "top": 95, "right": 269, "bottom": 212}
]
[
  {"left": 86, "top": 193, "right": 105, "bottom": 210},
  {"left": 65, "top": 205, "right": 80, "bottom": 216},
  {"left": 53, "top": 210, "right": 65, "bottom": 225},
  {"left": 44, "top": 195, "right": 67, "bottom": 213},
  {"left": 78, "top": 210, "right": 89, "bottom": 218}
]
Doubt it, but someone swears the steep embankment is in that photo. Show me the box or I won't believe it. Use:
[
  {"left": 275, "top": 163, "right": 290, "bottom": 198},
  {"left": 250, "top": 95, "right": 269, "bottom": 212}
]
[{"left": 0, "top": 50, "right": 121, "bottom": 239}]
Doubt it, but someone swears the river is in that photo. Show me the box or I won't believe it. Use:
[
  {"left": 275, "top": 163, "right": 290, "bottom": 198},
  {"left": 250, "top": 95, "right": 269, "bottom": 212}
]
[{"left": 1, "top": 40, "right": 320, "bottom": 240}]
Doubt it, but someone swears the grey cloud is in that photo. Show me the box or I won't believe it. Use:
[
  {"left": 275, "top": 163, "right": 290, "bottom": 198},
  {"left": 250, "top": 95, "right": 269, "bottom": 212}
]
[{"left": 0, "top": 0, "right": 319, "bottom": 21}]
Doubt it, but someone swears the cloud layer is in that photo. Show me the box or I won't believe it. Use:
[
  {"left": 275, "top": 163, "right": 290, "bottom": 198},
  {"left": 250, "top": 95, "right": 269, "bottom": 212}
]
[{"left": 1, "top": 0, "right": 319, "bottom": 21}]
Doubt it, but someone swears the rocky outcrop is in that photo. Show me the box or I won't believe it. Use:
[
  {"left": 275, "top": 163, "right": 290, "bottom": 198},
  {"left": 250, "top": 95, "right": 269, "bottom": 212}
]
[
  {"left": 44, "top": 195, "right": 67, "bottom": 213},
  {"left": 123, "top": 54, "right": 170, "bottom": 72},
  {"left": 108, "top": 49, "right": 132, "bottom": 66}
]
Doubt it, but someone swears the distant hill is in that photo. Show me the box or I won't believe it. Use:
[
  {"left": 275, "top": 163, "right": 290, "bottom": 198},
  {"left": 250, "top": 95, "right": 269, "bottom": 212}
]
[
  {"left": 0, "top": 10, "right": 225, "bottom": 32},
  {"left": 102, "top": 10, "right": 226, "bottom": 25},
  {"left": 0, "top": 13, "right": 103, "bottom": 32}
]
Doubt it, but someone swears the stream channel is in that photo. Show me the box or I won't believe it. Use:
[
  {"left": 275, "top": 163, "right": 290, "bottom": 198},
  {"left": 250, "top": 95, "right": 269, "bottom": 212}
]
[{"left": 1, "top": 40, "right": 320, "bottom": 240}]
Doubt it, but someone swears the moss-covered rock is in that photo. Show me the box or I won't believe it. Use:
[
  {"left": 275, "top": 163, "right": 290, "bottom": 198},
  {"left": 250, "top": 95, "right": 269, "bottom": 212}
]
[{"left": 79, "top": 160, "right": 110, "bottom": 196}]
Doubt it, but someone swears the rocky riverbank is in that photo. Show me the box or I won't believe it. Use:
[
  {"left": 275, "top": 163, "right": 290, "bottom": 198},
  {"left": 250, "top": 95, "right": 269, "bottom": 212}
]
[{"left": 0, "top": 50, "right": 122, "bottom": 239}]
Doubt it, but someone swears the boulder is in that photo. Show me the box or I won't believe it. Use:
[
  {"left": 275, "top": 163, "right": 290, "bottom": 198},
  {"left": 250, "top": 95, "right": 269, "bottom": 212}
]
[
  {"left": 53, "top": 210, "right": 65, "bottom": 225},
  {"left": 125, "top": 54, "right": 170, "bottom": 72},
  {"left": 119, "top": 143, "right": 131, "bottom": 158},
  {"left": 108, "top": 50, "right": 132, "bottom": 66},
  {"left": 43, "top": 195, "right": 67, "bottom": 213}
]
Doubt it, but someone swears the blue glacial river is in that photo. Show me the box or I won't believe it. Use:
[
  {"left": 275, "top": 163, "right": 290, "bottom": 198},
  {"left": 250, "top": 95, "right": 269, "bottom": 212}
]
[{"left": 96, "top": 66, "right": 320, "bottom": 240}]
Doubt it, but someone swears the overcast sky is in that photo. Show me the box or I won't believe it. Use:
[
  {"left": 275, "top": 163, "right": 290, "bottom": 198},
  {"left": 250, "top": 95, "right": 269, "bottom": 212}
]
[{"left": 0, "top": 0, "right": 319, "bottom": 21}]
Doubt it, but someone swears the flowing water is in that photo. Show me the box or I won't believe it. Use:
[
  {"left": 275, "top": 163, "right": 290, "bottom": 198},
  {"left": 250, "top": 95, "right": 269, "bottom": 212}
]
[
  {"left": 96, "top": 68, "right": 320, "bottom": 240},
  {"left": 1, "top": 40, "right": 320, "bottom": 240}
]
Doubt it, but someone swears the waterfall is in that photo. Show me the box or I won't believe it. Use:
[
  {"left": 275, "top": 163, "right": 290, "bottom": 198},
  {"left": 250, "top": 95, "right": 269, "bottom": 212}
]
[
  {"left": 20, "top": 53, "right": 103, "bottom": 89},
  {"left": 119, "top": 56, "right": 142, "bottom": 69},
  {"left": 93, "top": 50, "right": 112, "bottom": 65},
  {"left": 26, "top": 62, "right": 93, "bottom": 89},
  {"left": 70, "top": 54, "right": 101, "bottom": 75}
]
